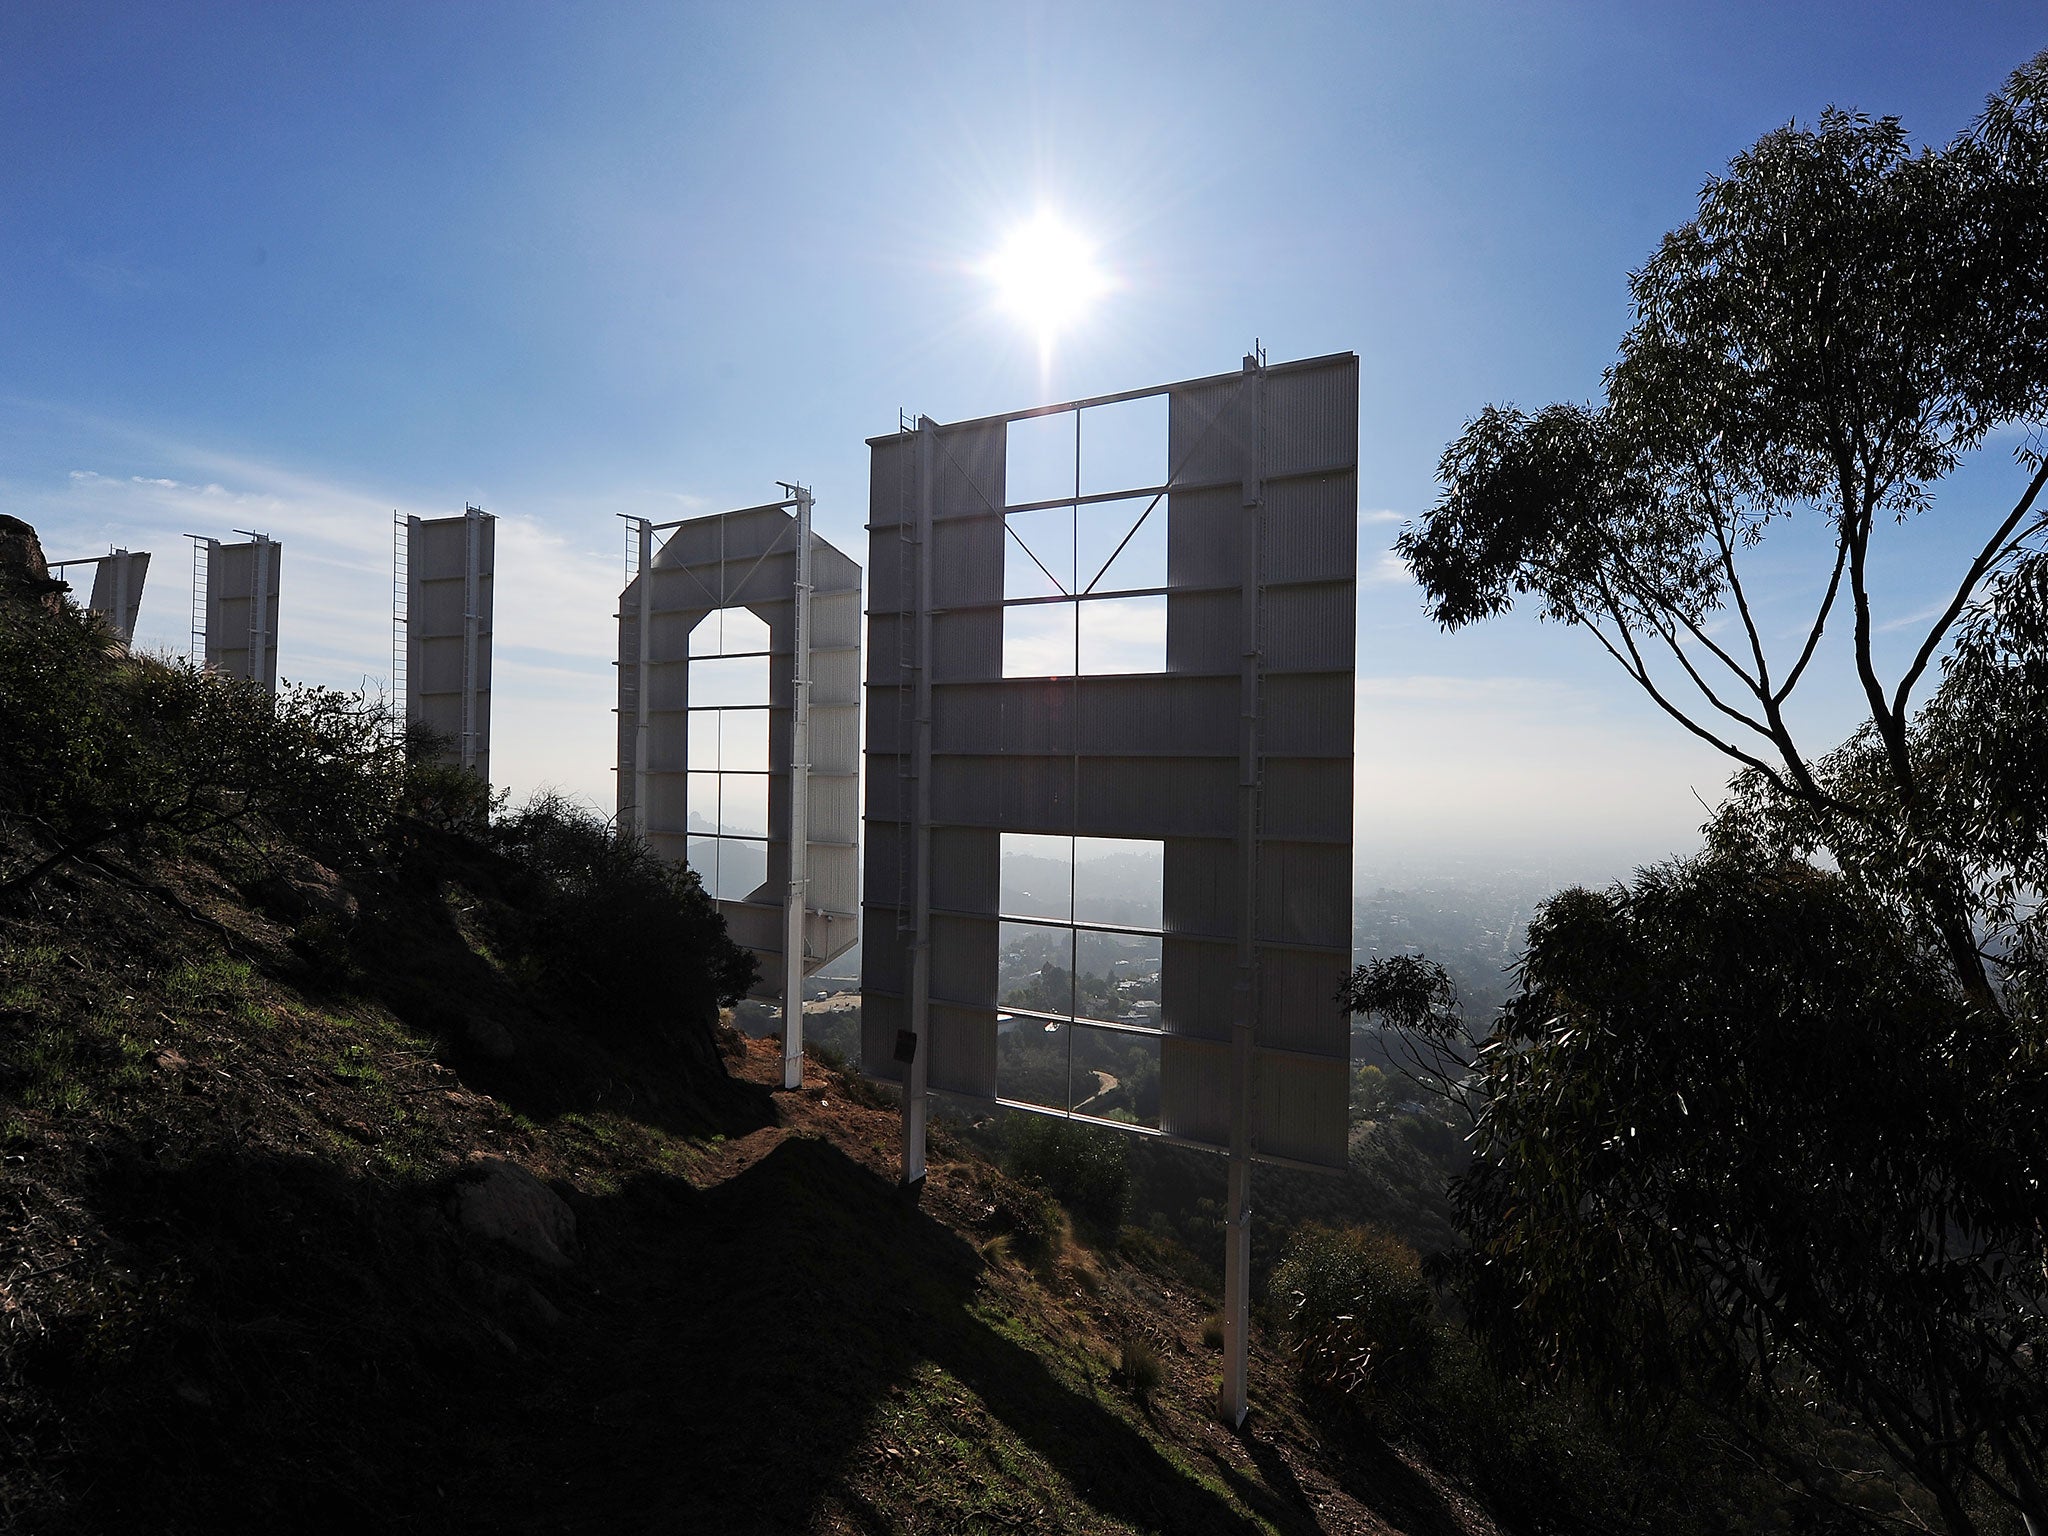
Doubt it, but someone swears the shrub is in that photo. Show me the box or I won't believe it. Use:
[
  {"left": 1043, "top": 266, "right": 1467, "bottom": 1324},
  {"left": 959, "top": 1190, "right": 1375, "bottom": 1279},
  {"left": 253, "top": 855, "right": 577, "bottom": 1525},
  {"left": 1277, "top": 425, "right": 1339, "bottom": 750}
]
[
  {"left": 1004, "top": 1114, "right": 1130, "bottom": 1234},
  {"left": 1273, "top": 1223, "right": 1437, "bottom": 1410},
  {"left": 491, "top": 794, "right": 756, "bottom": 1041},
  {"left": 1118, "top": 1333, "right": 1166, "bottom": 1404},
  {"left": 0, "top": 598, "right": 415, "bottom": 888}
]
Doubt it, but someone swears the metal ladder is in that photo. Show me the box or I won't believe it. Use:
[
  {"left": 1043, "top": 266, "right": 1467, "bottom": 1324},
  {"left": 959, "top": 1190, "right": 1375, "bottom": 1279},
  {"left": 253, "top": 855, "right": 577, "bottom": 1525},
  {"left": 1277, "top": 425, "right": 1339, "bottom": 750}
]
[
  {"left": 390, "top": 512, "right": 409, "bottom": 734},
  {"left": 895, "top": 414, "right": 920, "bottom": 932}
]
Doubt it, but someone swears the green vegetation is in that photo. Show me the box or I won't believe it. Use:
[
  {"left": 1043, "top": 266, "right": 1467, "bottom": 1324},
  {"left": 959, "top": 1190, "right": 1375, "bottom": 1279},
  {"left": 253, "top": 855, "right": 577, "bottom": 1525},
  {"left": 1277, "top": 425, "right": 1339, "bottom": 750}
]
[
  {"left": 1003, "top": 1114, "right": 1131, "bottom": 1236},
  {"left": 1376, "top": 48, "right": 2048, "bottom": 1535}
]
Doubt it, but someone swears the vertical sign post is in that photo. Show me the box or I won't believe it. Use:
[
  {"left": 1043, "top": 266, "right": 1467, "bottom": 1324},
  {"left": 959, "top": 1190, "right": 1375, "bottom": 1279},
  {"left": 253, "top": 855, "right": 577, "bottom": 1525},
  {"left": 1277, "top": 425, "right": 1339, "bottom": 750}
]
[
  {"left": 461, "top": 505, "right": 484, "bottom": 773},
  {"left": 633, "top": 517, "right": 653, "bottom": 839},
  {"left": 901, "top": 421, "right": 936, "bottom": 1186},
  {"left": 782, "top": 485, "right": 815, "bottom": 1090},
  {"left": 1222, "top": 353, "right": 1267, "bottom": 1426}
]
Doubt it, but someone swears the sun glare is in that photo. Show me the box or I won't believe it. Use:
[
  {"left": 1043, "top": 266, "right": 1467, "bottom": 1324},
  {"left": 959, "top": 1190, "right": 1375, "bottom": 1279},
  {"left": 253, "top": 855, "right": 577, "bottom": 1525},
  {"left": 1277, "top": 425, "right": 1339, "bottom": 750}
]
[{"left": 984, "top": 212, "right": 1111, "bottom": 353}]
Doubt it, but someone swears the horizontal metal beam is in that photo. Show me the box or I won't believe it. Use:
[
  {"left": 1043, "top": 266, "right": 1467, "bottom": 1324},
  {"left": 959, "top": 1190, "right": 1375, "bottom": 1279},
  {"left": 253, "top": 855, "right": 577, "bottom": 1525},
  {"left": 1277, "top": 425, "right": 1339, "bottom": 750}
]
[{"left": 863, "top": 349, "right": 1358, "bottom": 441}]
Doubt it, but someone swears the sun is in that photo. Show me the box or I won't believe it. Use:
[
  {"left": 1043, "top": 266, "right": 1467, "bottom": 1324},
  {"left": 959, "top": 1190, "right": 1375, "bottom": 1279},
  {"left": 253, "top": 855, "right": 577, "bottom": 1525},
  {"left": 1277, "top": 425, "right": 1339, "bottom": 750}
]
[{"left": 983, "top": 212, "right": 1111, "bottom": 351}]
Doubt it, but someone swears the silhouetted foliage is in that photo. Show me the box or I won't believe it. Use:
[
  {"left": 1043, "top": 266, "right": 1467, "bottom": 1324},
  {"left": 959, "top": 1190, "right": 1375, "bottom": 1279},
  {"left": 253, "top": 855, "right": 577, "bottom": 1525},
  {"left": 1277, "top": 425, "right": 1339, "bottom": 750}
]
[
  {"left": 491, "top": 793, "right": 757, "bottom": 1034},
  {"left": 1387, "top": 52, "right": 2048, "bottom": 1534},
  {"left": 1399, "top": 50, "right": 2048, "bottom": 1004},
  {"left": 1446, "top": 859, "right": 2048, "bottom": 1533},
  {"left": 1273, "top": 1223, "right": 1436, "bottom": 1406},
  {"left": 1003, "top": 1114, "right": 1131, "bottom": 1235},
  {"left": 0, "top": 597, "right": 411, "bottom": 890}
]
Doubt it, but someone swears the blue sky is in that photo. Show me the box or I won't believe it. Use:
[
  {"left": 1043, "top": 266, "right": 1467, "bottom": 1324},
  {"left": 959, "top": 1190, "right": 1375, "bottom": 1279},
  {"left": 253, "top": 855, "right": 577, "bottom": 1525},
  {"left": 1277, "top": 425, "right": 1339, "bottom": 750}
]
[{"left": 5, "top": 2, "right": 2043, "bottom": 880}]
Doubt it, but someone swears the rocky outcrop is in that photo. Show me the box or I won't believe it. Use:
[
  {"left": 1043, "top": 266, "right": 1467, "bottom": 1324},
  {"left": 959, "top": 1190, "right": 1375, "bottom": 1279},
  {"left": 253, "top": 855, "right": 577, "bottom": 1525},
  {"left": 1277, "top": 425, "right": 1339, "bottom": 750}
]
[
  {"left": 0, "top": 515, "right": 69, "bottom": 615},
  {"left": 448, "top": 1154, "right": 579, "bottom": 1269}
]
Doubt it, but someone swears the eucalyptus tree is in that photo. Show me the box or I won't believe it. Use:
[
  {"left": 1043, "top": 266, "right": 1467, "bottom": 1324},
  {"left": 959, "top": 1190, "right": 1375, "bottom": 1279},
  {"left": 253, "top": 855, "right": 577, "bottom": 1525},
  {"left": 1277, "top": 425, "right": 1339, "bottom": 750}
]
[
  {"left": 1373, "top": 52, "right": 2048, "bottom": 1534},
  {"left": 1398, "top": 50, "right": 2048, "bottom": 1005}
]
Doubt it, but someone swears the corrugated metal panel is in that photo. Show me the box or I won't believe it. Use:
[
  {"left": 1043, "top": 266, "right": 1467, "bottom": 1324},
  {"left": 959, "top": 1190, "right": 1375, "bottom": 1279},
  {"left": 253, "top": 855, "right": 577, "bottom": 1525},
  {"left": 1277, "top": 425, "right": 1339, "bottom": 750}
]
[
  {"left": 1166, "top": 485, "right": 1242, "bottom": 589},
  {"left": 1258, "top": 759, "right": 1353, "bottom": 843},
  {"left": 869, "top": 436, "right": 914, "bottom": 530},
  {"left": 1076, "top": 757, "right": 1235, "bottom": 838},
  {"left": 1257, "top": 949, "right": 1352, "bottom": 1056},
  {"left": 1165, "top": 589, "right": 1238, "bottom": 674},
  {"left": 1254, "top": 1051, "right": 1348, "bottom": 1169},
  {"left": 810, "top": 647, "right": 860, "bottom": 706},
  {"left": 930, "top": 826, "right": 998, "bottom": 912},
  {"left": 1075, "top": 676, "right": 1237, "bottom": 757},
  {"left": 809, "top": 707, "right": 860, "bottom": 775},
  {"left": 205, "top": 537, "right": 282, "bottom": 690},
  {"left": 863, "top": 992, "right": 907, "bottom": 1083},
  {"left": 723, "top": 904, "right": 782, "bottom": 956},
  {"left": 1263, "top": 473, "right": 1359, "bottom": 586},
  {"left": 1264, "top": 356, "right": 1360, "bottom": 482},
  {"left": 929, "top": 1003, "right": 997, "bottom": 1098},
  {"left": 808, "top": 777, "right": 859, "bottom": 847},
  {"left": 1167, "top": 375, "right": 1256, "bottom": 491},
  {"left": 810, "top": 848, "right": 859, "bottom": 921},
  {"left": 863, "top": 917, "right": 911, "bottom": 996},
  {"left": 931, "top": 420, "right": 1006, "bottom": 520},
  {"left": 865, "top": 689, "right": 909, "bottom": 755},
  {"left": 931, "top": 517, "right": 1004, "bottom": 607},
  {"left": 1161, "top": 936, "right": 1235, "bottom": 1040},
  {"left": 644, "top": 712, "right": 688, "bottom": 763},
  {"left": 731, "top": 554, "right": 801, "bottom": 612},
  {"left": 1262, "top": 674, "right": 1353, "bottom": 758},
  {"left": 864, "top": 757, "right": 910, "bottom": 822},
  {"left": 1160, "top": 1036, "right": 1232, "bottom": 1147},
  {"left": 930, "top": 914, "right": 997, "bottom": 1007},
  {"left": 1261, "top": 583, "right": 1355, "bottom": 673},
  {"left": 1162, "top": 837, "right": 1238, "bottom": 935},
  {"left": 867, "top": 531, "right": 906, "bottom": 615},
  {"left": 933, "top": 680, "right": 1075, "bottom": 756},
  {"left": 932, "top": 753, "right": 1073, "bottom": 830},
  {"left": 930, "top": 610, "right": 1002, "bottom": 683},
  {"left": 1256, "top": 841, "right": 1352, "bottom": 949},
  {"left": 865, "top": 613, "right": 909, "bottom": 687},
  {"left": 812, "top": 586, "right": 862, "bottom": 650},
  {"left": 863, "top": 820, "right": 907, "bottom": 906}
]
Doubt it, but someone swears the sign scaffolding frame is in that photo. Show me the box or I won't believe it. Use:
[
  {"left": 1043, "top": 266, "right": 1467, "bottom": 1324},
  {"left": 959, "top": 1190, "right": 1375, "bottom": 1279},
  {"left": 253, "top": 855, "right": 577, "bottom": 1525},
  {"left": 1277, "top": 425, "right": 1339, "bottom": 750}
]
[{"left": 861, "top": 351, "right": 1360, "bottom": 1425}]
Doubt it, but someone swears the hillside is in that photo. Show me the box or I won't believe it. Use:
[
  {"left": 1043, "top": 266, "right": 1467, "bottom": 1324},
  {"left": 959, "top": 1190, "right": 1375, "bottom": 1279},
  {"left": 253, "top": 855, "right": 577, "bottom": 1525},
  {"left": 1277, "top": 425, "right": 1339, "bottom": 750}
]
[
  {"left": 0, "top": 817, "right": 1504, "bottom": 1534},
  {"left": 0, "top": 520, "right": 1504, "bottom": 1535}
]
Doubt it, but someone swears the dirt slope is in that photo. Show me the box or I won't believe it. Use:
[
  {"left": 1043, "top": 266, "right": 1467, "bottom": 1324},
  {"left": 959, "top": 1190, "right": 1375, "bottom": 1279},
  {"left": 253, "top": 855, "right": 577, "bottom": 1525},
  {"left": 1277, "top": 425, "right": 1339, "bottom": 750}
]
[{"left": 0, "top": 843, "right": 1495, "bottom": 1536}]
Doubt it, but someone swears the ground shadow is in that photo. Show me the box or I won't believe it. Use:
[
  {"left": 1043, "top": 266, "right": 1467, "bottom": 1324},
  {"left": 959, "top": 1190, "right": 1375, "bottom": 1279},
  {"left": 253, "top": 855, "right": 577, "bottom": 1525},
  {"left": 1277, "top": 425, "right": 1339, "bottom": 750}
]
[
  {"left": 453, "top": 1136, "right": 1268, "bottom": 1535},
  {"left": 36, "top": 1134, "right": 1274, "bottom": 1534}
]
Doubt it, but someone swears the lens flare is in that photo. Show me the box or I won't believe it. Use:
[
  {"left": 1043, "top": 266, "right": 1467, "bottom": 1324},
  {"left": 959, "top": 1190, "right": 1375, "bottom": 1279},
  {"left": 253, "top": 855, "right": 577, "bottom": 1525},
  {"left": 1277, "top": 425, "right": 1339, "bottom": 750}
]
[{"left": 983, "top": 212, "right": 1111, "bottom": 354}]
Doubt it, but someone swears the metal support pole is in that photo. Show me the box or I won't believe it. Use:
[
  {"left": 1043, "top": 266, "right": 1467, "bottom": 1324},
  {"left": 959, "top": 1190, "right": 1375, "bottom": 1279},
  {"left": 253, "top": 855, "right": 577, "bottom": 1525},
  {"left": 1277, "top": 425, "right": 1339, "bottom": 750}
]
[
  {"left": 246, "top": 533, "right": 273, "bottom": 692},
  {"left": 902, "top": 421, "right": 937, "bottom": 1185},
  {"left": 110, "top": 553, "right": 132, "bottom": 645},
  {"left": 783, "top": 486, "right": 815, "bottom": 1090},
  {"left": 461, "top": 506, "right": 482, "bottom": 773},
  {"left": 1222, "top": 354, "right": 1266, "bottom": 1428},
  {"left": 632, "top": 518, "right": 654, "bottom": 839},
  {"left": 402, "top": 515, "right": 420, "bottom": 729}
]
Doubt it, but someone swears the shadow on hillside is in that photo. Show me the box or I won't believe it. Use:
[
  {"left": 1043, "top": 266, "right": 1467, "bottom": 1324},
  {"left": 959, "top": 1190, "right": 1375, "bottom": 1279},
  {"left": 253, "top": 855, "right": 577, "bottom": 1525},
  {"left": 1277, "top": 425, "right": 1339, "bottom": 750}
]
[
  {"left": 338, "top": 852, "right": 779, "bottom": 1146},
  {"left": 454, "top": 1136, "right": 1267, "bottom": 1535},
  {"left": 38, "top": 1137, "right": 1267, "bottom": 1535}
]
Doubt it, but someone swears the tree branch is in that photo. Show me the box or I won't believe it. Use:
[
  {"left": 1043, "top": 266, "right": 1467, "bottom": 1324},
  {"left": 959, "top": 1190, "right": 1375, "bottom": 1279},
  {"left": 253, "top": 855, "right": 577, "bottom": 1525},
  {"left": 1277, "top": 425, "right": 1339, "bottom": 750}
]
[{"left": 1891, "top": 457, "right": 2048, "bottom": 721}]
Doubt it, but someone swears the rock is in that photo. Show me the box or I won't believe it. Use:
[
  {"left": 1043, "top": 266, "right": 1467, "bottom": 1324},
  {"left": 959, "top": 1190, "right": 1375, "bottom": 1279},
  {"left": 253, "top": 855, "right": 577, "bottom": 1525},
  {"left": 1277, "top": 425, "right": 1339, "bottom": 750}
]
[
  {"left": 0, "top": 515, "right": 68, "bottom": 615},
  {"left": 249, "top": 857, "right": 358, "bottom": 925},
  {"left": 464, "top": 1015, "right": 517, "bottom": 1061},
  {"left": 448, "top": 1154, "right": 578, "bottom": 1269}
]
